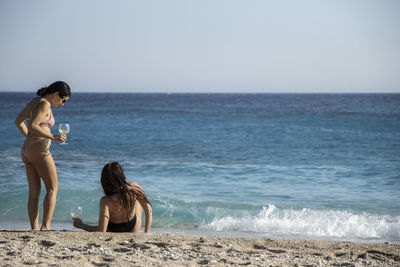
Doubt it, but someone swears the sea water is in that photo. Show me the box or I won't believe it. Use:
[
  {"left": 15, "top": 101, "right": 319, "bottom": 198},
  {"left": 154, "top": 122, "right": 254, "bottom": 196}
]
[{"left": 0, "top": 93, "right": 399, "bottom": 243}]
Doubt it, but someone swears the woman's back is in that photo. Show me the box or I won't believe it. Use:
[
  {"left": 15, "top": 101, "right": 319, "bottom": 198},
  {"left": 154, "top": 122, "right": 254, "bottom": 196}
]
[
  {"left": 106, "top": 193, "right": 134, "bottom": 223},
  {"left": 104, "top": 182, "right": 144, "bottom": 232}
]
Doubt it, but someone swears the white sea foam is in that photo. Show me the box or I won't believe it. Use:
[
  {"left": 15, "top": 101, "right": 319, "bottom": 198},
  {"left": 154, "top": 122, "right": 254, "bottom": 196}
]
[{"left": 201, "top": 204, "right": 400, "bottom": 242}]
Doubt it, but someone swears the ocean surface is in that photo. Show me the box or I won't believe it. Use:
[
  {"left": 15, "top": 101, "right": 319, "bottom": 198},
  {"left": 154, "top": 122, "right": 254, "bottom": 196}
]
[{"left": 0, "top": 92, "right": 399, "bottom": 243}]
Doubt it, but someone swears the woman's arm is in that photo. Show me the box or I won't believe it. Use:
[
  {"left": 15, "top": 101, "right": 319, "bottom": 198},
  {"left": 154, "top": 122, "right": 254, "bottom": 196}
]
[
  {"left": 138, "top": 198, "right": 152, "bottom": 233},
  {"left": 14, "top": 104, "right": 29, "bottom": 137},
  {"left": 73, "top": 197, "right": 110, "bottom": 232},
  {"left": 129, "top": 182, "right": 152, "bottom": 233}
]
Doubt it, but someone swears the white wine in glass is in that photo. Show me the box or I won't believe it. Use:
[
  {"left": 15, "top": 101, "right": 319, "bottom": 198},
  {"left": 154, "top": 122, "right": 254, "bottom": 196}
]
[
  {"left": 71, "top": 206, "right": 82, "bottom": 219},
  {"left": 58, "top": 123, "right": 70, "bottom": 145}
]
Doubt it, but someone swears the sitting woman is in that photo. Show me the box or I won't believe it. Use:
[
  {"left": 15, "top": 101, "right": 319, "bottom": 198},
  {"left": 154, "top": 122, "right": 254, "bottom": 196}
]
[{"left": 73, "top": 162, "right": 152, "bottom": 232}]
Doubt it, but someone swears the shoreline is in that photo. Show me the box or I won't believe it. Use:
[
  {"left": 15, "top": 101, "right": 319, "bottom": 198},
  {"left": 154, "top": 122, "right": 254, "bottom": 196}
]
[
  {"left": 1, "top": 221, "right": 397, "bottom": 245},
  {"left": 1, "top": 218, "right": 398, "bottom": 245},
  {"left": 1, "top": 230, "right": 399, "bottom": 266}
]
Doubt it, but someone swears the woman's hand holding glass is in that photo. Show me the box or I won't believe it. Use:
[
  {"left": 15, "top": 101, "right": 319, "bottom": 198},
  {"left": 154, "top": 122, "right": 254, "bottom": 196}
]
[
  {"left": 52, "top": 134, "right": 67, "bottom": 143},
  {"left": 58, "top": 123, "right": 70, "bottom": 145},
  {"left": 71, "top": 206, "right": 83, "bottom": 229}
]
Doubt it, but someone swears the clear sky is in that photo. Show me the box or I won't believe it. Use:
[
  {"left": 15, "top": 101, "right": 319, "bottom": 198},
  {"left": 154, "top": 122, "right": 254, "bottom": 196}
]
[{"left": 1, "top": 0, "right": 399, "bottom": 93}]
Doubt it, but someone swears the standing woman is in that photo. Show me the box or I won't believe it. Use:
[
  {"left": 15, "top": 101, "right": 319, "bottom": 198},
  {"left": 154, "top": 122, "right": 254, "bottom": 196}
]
[{"left": 14, "top": 81, "right": 71, "bottom": 230}]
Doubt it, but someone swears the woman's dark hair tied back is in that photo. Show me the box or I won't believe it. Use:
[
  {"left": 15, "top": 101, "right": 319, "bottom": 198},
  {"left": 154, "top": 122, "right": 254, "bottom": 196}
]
[
  {"left": 36, "top": 87, "right": 48, "bottom": 97},
  {"left": 36, "top": 81, "right": 71, "bottom": 98}
]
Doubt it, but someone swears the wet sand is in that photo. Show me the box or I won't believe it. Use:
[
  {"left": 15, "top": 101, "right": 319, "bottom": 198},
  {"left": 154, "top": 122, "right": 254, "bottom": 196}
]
[{"left": 0, "top": 230, "right": 399, "bottom": 266}]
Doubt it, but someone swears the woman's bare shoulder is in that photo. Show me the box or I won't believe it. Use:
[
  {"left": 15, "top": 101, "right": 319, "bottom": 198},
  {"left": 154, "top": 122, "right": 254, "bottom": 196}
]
[
  {"left": 23, "top": 97, "right": 40, "bottom": 110},
  {"left": 100, "top": 195, "right": 114, "bottom": 204},
  {"left": 29, "top": 98, "right": 51, "bottom": 115},
  {"left": 36, "top": 98, "right": 51, "bottom": 109},
  {"left": 128, "top": 181, "right": 140, "bottom": 187}
]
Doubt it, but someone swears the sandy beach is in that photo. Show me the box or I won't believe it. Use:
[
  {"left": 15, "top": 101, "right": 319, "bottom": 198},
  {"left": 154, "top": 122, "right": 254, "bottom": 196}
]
[{"left": 0, "top": 230, "right": 399, "bottom": 266}]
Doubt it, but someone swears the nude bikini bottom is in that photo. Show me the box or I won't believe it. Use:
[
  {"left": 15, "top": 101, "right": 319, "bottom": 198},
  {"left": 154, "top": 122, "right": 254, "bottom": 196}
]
[{"left": 21, "top": 137, "right": 51, "bottom": 164}]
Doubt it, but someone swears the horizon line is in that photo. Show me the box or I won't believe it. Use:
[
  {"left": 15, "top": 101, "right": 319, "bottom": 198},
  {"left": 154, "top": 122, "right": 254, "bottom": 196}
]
[{"left": 1, "top": 91, "right": 399, "bottom": 94}]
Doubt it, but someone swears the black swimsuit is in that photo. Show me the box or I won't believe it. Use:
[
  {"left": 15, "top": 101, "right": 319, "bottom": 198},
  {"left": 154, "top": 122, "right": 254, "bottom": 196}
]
[{"left": 107, "top": 214, "right": 137, "bottom": 232}]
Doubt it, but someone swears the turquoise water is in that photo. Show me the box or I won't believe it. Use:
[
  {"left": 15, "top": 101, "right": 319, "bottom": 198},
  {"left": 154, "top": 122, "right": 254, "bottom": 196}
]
[{"left": 0, "top": 93, "right": 399, "bottom": 243}]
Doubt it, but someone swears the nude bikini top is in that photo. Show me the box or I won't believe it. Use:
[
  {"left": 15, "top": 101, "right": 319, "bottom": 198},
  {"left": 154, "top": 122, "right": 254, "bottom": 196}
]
[{"left": 27, "top": 99, "right": 55, "bottom": 128}]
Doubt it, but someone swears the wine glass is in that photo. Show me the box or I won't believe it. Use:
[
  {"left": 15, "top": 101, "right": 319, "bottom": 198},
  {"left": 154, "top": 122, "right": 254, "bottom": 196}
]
[
  {"left": 71, "top": 206, "right": 82, "bottom": 219},
  {"left": 58, "top": 123, "right": 70, "bottom": 145}
]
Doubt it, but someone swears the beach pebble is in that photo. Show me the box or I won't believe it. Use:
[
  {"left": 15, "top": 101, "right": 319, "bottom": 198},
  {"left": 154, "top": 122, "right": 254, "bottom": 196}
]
[
  {"left": 198, "top": 259, "right": 209, "bottom": 265},
  {"left": 102, "top": 256, "right": 115, "bottom": 262},
  {"left": 214, "top": 242, "right": 223, "bottom": 248},
  {"left": 268, "top": 248, "right": 286, "bottom": 254},
  {"left": 39, "top": 240, "right": 57, "bottom": 247},
  {"left": 253, "top": 244, "right": 266, "bottom": 250},
  {"left": 336, "top": 252, "right": 347, "bottom": 257},
  {"left": 6, "top": 251, "right": 17, "bottom": 256},
  {"left": 325, "top": 255, "right": 333, "bottom": 261},
  {"left": 88, "top": 242, "right": 101, "bottom": 248},
  {"left": 20, "top": 235, "right": 33, "bottom": 240},
  {"left": 340, "top": 262, "right": 355, "bottom": 267}
]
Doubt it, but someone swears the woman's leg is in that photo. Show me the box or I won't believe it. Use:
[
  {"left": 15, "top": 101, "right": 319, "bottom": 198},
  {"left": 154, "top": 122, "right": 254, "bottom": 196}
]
[
  {"left": 34, "top": 154, "right": 58, "bottom": 230},
  {"left": 23, "top": 154, "right": 41, "bottom": 230}
]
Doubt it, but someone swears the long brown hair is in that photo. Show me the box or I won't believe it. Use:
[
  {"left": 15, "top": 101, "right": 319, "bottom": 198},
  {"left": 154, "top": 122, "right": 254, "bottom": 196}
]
[{"left": 100, "top": 162, "right": 151, "bottom": 210}]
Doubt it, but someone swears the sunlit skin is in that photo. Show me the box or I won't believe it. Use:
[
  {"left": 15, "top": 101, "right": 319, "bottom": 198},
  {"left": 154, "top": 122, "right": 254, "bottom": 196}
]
[
  {"left": 15, "top": 91, "right": 69, "bottom": 230},
  {"left": 73, "top": 181, "right": 152, "bottom": 233}
]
